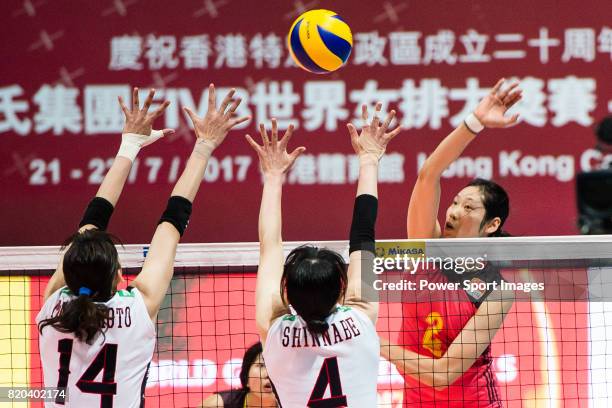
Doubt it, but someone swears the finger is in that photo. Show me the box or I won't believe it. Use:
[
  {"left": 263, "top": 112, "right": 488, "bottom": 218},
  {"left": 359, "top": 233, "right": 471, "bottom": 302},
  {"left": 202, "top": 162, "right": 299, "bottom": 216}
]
[
  {"left": 149, "top": 100, "right": 170, "bottom": 120},
  {"left": 505, "top": 92, "right": 522, "bottom": 110},
  {"left": 504, "top": 90, "right": 522, "bottom": 107},
  {"left": 224, "top": 97, "right": 241, "bottom": 120},
  {"left": 384, "top": 125, "right": 402, "bottom": 141},
  {"left": 117, "top": 96, "right": 130, "bottom": 117},
  {"left": 380, "top": 110, "right": 396, "bottom": 133},
  {"left": 499, "top": 82, "right": 519, "bottom": 101},
  {"left": 280, "top": 124, "right": 295, "bottom": 150},
  {"left": 220, "top": 88, "right": 236, "bottom": 114},
  {"left": 371, "top": 102, "right": 382, "bottom": 129},
  {"left": 142, "top": 88, "right": 155, "bottom": 113},
  {"left": 503, "top": 113, "right": 520, "bottom": 126},
  {"left": 347, "top": 123, "right": 359, "bottom": 140},
  {"left": 183, "top": 106, "right": 197, "bottom": 123},
  {"left": 271, "top": 118, "right": 278, "bottom": 148},
  {"left": 347, "top": 123, "right": 360, "bottom": 152},
  {"left": 162, "top": 128, "right": 175, "bottom": 136},
  {"left": 245, "top": 134, "right": 264, "bottom": 155},
  {"left": 361, "top": 104, "right": 369, "bottom": 127},
  {"left": 288, "top": 146, "right": 307, "bottom": 167},
  {"left": 228, "top": 115, "right": 250, "bottom": 128},
  {"left": 207, "top": 83, "right": 216, "bottom": 113},
  {"left": 491, "top": 78, "right": 505, "bottom": 95},
  {"left": 132, "top": 87, "right": 140, "bottom": 111},
  {"left": 259, "top": 123, "right": 270, "bottom": 148}
]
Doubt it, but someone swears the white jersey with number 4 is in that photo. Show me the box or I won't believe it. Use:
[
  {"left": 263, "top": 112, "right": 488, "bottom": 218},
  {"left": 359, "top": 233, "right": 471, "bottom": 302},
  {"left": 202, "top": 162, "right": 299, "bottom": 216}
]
[
  {"left": 36, "top": 286, "right": 155, "bottom": 408},
  {"left": 263, "top": 306, "right": 379, "bottom": 408}
]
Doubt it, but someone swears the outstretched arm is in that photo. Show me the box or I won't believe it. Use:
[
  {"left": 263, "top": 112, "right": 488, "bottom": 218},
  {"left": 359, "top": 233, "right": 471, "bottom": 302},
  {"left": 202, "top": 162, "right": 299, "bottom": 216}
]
[
  {"left": 43, "top": 88, "right": 173, "bottom": 302},
  {"left": 246, "top": 119, "right": 305, "bottom": 341},
  {"left": 407, "top": 79, "right": 522, "bottom": 238},
  {"left": 345, "top": 103, "right": 402, "bottom": 323},
  {"left": 381, "top": 289, "right": 514, "bottom": 389},
  {"left": 131, "top": 85, "right": 249, "bottom": 319}
]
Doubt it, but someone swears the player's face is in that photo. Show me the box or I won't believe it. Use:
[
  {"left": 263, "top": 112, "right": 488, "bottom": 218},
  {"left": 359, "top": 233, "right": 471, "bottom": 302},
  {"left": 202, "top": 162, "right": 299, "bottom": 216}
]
[
  {"left": 443, "top": 186, "right": 487, "bottom": 238},
  {"left": 248, "top": 354, "right": 274, "bottom": 399}
]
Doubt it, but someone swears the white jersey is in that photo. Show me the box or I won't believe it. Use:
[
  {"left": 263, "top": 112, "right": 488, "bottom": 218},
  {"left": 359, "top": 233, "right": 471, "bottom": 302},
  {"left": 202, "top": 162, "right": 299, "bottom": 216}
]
[
  {"left": 263, "top": 306, "right": 379, "bottom": 408},
  {"left": 36, "top": 286, "right": 155, "bottom": 408}
]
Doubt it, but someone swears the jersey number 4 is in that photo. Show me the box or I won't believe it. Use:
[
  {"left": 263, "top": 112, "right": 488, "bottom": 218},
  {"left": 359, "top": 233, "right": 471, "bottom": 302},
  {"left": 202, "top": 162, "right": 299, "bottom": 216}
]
[
  {"left": 56, "top": 339, "right": 118, "bottom": 407},
  {"left": 308, "top": 357, "right": 348, "bottom": 407}
]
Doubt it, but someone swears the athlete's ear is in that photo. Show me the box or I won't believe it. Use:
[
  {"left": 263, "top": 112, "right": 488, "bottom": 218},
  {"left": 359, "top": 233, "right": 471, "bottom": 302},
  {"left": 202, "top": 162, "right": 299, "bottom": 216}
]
[{"left": 483, "top": 217, "right": 501, "bottom": 236}]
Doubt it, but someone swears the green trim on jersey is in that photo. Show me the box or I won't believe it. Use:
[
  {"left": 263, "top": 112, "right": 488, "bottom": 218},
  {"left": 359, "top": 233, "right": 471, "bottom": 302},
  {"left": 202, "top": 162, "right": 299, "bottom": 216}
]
[{"left": 117, "top": 289, "right": 135, "bottom": 297}]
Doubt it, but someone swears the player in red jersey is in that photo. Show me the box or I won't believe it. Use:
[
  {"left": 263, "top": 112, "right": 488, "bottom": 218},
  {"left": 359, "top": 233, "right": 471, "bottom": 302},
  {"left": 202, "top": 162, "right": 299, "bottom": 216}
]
[{"left": 381, "top": 79, "right": 521, "bottom": 407}]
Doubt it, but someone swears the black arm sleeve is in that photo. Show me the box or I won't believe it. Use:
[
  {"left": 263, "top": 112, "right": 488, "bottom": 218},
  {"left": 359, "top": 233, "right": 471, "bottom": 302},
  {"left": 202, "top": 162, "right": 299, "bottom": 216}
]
[
  {"left": 349, "top": 194, "right": 378, "bottom": 254},
  {"left": 79, "top": 197, "right": 114, "bottom": 231},
  {"left": 158, "top": 196, "right": 193, "bottom": 236}
]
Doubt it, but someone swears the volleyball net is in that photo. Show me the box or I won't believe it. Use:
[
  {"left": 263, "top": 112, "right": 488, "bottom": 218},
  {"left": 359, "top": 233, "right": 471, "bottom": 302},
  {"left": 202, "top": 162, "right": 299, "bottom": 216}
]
[{"left": 1, "top": 236, "right": 612, "bottom": 407}]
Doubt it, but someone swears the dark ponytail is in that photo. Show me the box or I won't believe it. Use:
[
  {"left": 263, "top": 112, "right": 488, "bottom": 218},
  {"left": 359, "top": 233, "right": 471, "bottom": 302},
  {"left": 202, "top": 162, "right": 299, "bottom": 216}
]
[
  {"left": 467, "top": 178, "right": 511, "bottom": 237},
  {"left": 305, "top": 319, "right": 329, "bottom": 334},
  {"left": 39, "top": 230, "right": 121, "bottom": 344},
  {"left": 40, "top": 293, "right": 111, "bottom": 344}
]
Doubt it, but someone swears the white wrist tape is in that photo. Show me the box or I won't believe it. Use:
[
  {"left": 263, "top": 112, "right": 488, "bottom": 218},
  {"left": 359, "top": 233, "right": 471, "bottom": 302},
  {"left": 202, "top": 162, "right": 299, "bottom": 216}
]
[
  {"left": 464, "top": 113, "right": 485, "bottom": 134},
  {"left": 117, "top": 129, "right": 165, "bottom": 162}
]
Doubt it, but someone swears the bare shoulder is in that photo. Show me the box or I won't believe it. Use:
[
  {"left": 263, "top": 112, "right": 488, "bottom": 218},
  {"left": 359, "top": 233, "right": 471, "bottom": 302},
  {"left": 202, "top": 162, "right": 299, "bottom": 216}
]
[{"left": 344, "top": 299, "right": 378, "bottom": 324}]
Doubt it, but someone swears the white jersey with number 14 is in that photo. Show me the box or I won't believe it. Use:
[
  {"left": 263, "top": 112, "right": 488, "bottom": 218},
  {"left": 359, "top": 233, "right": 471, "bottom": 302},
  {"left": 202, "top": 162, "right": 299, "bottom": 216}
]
[{"left": 36, "top": 286, "right": 155, "bottom": 408}]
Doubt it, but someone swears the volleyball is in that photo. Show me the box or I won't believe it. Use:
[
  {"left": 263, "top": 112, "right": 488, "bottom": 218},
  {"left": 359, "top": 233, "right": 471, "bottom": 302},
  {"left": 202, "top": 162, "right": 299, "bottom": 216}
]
[{"left": 287, "top": 9, "right": 353, "bottom": 74}]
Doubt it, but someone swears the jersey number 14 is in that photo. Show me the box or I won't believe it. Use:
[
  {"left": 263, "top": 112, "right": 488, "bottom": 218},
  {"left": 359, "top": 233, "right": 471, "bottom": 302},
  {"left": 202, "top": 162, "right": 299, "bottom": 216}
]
[{"left": 55, "top": 339, "right": 118, "bottom": 407}]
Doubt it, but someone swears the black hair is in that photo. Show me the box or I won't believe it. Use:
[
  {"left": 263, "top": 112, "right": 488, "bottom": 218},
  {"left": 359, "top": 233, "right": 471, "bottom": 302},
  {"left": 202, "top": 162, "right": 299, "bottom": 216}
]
[
  {"left": 240, "top": 342, "right": 263, "bottom": 389},
  {"left": 280, "top": 245, "right": 347, "bottom": 334},
  {"left": 466, "top": 178, "right": 511, "bottom": 237},
  {"left": 38, "top": 229, "right": 122, "bottom": 344},
  {"left": 596, "top": 116, "right": 612, "bottom": 147}
]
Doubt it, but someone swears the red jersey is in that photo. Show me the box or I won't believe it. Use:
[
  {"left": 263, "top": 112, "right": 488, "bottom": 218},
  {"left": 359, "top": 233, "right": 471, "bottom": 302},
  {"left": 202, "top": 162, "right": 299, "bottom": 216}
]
[{"left": 400, "top": 266, "right": 503, "bottom": 408}]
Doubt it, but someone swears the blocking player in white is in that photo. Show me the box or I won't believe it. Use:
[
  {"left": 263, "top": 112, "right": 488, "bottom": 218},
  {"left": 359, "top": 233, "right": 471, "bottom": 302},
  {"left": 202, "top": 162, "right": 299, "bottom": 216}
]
[
  {"left": 37, "top": 85, "right": 248, "bottom": 407},
  {"left": 246, "top": 104, "right": 401, "bottom": 407}
]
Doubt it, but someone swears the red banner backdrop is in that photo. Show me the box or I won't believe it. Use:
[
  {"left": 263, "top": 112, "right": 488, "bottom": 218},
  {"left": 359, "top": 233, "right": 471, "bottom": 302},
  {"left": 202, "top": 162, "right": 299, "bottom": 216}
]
[{"left": 1, "top": 0, "right": 611, "bottom": 245}]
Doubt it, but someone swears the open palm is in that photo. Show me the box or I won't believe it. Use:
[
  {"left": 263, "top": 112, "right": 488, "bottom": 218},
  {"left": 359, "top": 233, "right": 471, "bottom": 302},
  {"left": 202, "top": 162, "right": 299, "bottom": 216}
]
[
  {"left": 347, "top": 103, "right": 402, "bottom": 160},
  {"left": 245, "top": 119, "right": 305, "bottom": 177},
  {"left": 474, "top": 79, "right": 522, "bottom": 128}
]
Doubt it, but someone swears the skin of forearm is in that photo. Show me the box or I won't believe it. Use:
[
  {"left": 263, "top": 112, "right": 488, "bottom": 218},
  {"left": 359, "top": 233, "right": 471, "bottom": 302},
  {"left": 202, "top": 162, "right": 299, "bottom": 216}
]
[
  {"left": 170, "top": 151, "right": 209, "bottom": 202},
  {"left": 259, "top": 174, "right": 284, "bottom": 245},
  {"left": 356, "top": 156, "right": 379, "bottom": 197},
  {"left": 420, "top": 123, "right": 476, "bottom": 179},
  {"left": 94, "top": 156, "right": 133, "bottom": 206}
]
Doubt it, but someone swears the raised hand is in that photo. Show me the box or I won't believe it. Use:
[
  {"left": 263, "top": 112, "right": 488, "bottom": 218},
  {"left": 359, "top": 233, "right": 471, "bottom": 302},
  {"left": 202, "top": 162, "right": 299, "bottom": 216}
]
[
  {"left": 245, "top": 119, "right": 305, "bottom": 177},
  {"left": 118, "top": 87, "right": 174, "bottom": 138},
  {"left": 347, "top": 103, "right": 402, "bottom": 161},
  {"left": 474, "top": 79, "right": 522, "bottom": 128},
  {"left": 183, "top": 84, "right": 250, "bottom": 154}
]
